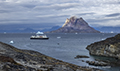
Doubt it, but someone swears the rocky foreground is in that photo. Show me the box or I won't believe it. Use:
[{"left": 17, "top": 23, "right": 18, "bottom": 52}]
[
  {"left": 86, "top": 34, "right": 120, "bottom": 66},
  {"left": 0, "top": 42, "right": 102, "bottom": 71}
]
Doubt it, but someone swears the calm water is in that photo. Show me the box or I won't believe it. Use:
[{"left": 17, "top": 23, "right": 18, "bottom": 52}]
[{"left": 0, "top": 33, "right": 119, "bottom": 71}]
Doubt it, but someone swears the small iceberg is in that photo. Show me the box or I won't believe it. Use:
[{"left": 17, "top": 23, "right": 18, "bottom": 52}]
[
  {"left": 110, "top": 31, "right": 114, "bottom": 33},
  {"left": 101, "top": 38, "right": 105, "bottom": 40},
  {"left": 57, "top": 37, "right": 61, "bottom": 39},
  {"left": 75, "top": 33, "right": 78, "bottom": 34},
  {"left": 4, "top": 32, "right": 6, "bottom": 34},
  {"left": 10, "top": 41, "right": 14, "bottom": 44}
]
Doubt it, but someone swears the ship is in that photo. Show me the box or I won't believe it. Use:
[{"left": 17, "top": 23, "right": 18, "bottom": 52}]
[{"left": 30, "top": 31, "right": 49, "bottom": 40}]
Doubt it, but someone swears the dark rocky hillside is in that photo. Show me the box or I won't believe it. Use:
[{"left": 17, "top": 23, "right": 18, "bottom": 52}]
[{"left": 0, "top": 42, "right": 101, "bottom": 71}]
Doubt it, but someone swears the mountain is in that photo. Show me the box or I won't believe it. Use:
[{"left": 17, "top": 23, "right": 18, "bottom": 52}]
[
  {"left": 0, "top": 24, "right": 61, "bottom": 33},
  {"left": 41, "top": 26, "right": 61, "bottom": 32},
  {"left": 47, "top": 16, "right": 100, "bottom": 33},
  {"left": 21, "top": 28, "right": 36, "bottom": 33},
  {"left": 94, "top": 27, "right": 120, "bottom": 33}
]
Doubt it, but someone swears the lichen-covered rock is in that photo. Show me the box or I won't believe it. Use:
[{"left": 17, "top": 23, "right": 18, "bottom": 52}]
[
  {"left": 86, "top": 34, "right": 120, "bottom": 59},
  {"left": 0, "top": 42, "right": 102, "bottom": 71}
]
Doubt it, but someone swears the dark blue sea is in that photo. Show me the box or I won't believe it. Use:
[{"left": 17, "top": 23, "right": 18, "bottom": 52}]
[{"left": 0, "top": 33, "right": 119, "bottom": 71}]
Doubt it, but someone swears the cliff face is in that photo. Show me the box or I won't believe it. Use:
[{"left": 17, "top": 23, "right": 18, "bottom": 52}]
[
  {"left": 86, "top": 34, "right": 120, "bottom": 59},
  {"left": 48, "top": 16, "right": 100, "bottom": 33}
]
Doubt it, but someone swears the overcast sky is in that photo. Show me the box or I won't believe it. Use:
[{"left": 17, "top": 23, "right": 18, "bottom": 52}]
[{"left": 0, "top": 0, "right": 120, "bottom": 28}]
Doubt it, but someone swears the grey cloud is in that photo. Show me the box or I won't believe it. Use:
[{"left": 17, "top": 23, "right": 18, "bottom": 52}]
[
  {"left": 0, "top": 3, "right": 28, "bottom": 13},
  {"left": 0, "top": 15, "right": 64, "bottom": 25},
  {"left": 87, "top": 17, "right": 120, "bottom": 23},
  {"left": 58, "top": 15, "right": 70, "bottom": 17},
  {"left": 22, "top": 4, "right": 36, "bottom": 8},
  {"left": 48, "top": 15, "right": 70, "bottom": 18},
  {"left": 53, "top": 3, "right": 79, "bottom": 10},
  {"left": 38, "top": 15, "right": 70, "bottom": 18},
  {"left": 0, "top": 0, "right": 120, "bottom": 27},
  {"left": 87, "top": 19, "right": 106, "bottom": 23},
  {"left": 106, "top": 13, "right": 120, "bottom": 17},
  {"left": 34, "top": 3, "right": 79, "bottom": 11},
  {"left": 0, "top": 10, "right": 12, "bottom": 13},
  {"left": 76, "top": 12, "right": 96, "bottom": 16},
  {"left": 105, "top": 1, "right": 120, "bottom": 4},
  {"left": 0, "top": 18, "right": 39, "bottom": 22}
]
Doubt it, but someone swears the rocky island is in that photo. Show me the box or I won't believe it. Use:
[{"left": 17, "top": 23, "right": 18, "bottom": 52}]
[
  {"left": 0, "top": 42, "right": 102, "bottom": 71},
  {"left": 86, "top": 34, "right": 120, "bottom": 59},
  {"left": 86, "top": 34, "right": 120, "bottom": 66},
  {"left": 47, "top": 16, "right": 100, "bottom": 33}
]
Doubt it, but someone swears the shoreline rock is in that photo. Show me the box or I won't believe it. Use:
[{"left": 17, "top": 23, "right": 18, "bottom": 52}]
[
  {"left": 86, "top": 34, "right": 120, "bottom": 66},
  {"left": 86, "top": 61, "right": 109, "bottom": 66},
  {"left": 0, "top": 42, "right": 102, "bottom": 71},
  {"left": 86, "top": 34, "right": 120, "bottom": 59},
  {"left": 74, "top": 55, "right": 89, "bottom": 59}
]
